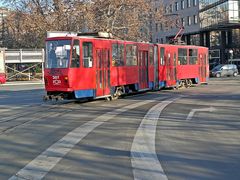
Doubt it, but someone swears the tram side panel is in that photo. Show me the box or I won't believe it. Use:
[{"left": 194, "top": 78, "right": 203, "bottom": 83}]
[{"left": 176, "top": 46, "right": 200, "bottom": 84}]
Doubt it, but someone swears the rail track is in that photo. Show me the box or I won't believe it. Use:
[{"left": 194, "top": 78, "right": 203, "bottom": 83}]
[{"left": 0, "top": 101, "right": 76, "bottom": 134}]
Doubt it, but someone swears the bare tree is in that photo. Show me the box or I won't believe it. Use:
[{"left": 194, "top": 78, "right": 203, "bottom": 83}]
[
  {"left": 87, "top": 0, "right": 152, "bottom": 41},
  {"left": 3, "top": 0, "right": 167, "bottom": 48}
]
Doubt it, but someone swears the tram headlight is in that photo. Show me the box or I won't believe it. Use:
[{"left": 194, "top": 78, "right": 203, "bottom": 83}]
[{"left": 64, "top": 76, "right": 68, "bottom": 83}]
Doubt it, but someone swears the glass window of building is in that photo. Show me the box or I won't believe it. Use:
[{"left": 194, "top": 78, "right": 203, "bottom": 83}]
[
  {"left": 175, "top": 2, "right": 179, "bottom": 11},
  {"left": 199, "top": 0, "right": 219, "bottom": 9},
  {"left": 190, "top": 34, "right": 200, "bottom": 45},
  {"left": 187, "top": 16, "right": 191, "bottom": 25},
  {"left": 210, "top": 31, "right": 221, "bottom": 47},
  {"left": 209, "top": 49, "right": 220, "bottom": 67},
  {"left": 181, "top": 17, "right": 185, "bottom": 27},
  {"left": 164, "top": 21, "right": 169, "bottom": 31},
  {"left": 187, "top": 0, "right": 191, "bottom": 8},
  {"left": 228, "top": 1, "right": 239, "bottom": 22},
  {"left": 164, "top": 6, "right": 168, "bottom": 13},
  {"left": 199, "top": 1, "right": 229, "bottom": 28},
  {"left": 232, "top": 29, "right": 240, "bottom": 47},
  {"left": 160, "top": 23, "right": 163, "bottom": 31},
  {"left": 169, "top": 4, "right": 173, "bottom": 13},
  {"left": 193, "top": 15, "right": 198, "bottom": 24},
  {"left": 193, "top": 0, "right": 197, "bottom": 6},
  {"left": 176, "top": 19, "right": 180, "bottom": 27},
  {"left": 203, "top": 33, "right": 207, "bottom": 46},
  {"left": 226, "top": 31, "right": 229, "bottom": 45},
  {"left": 181, "top": 0, "right": 185, "bottom": 9}
]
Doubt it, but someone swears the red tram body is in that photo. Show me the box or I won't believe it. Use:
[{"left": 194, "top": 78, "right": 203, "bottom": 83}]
[{"left": 44, "top": 33, "right": 209, "bottom": 100}]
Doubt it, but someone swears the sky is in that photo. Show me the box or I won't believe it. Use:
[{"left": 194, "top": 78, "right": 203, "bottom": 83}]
[{"left": 0, "top": 1, "right": 6, "bottom": 8}]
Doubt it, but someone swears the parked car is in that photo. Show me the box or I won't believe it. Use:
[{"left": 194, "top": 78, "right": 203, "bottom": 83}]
[{"left": 210, "top": 64, "right": 238, "bottom": 78}]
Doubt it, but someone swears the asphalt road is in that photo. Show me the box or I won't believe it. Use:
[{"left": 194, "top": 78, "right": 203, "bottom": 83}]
[{"left": 0, "top": 77, "right": 239, "bottom": 180}]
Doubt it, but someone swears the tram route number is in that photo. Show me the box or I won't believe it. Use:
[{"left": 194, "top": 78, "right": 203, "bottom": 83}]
[{"left": 52, "top": 76, "right": 61, "bottom": 85}]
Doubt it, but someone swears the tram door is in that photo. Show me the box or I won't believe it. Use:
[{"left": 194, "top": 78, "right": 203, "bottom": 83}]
[
  {"left": 96, "top": 49, "right": 111, "bottom": 97},
  {"left": 159, "top": 47, "right": 165, "bottom": 87},
  {"left": 199, "top": 52, "right": 207, "bottom": 83},
  {"left": 138, "top": 51, "right": 148, "bottom": 89},
  {"left": 166, "top": 51, "right": 177, "bottom": 86}
]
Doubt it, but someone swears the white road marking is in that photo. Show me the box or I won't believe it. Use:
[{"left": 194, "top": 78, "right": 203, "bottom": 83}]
[
  {"left": 186, "top": 107, "right": 216, "bottom": 121},
  {"left": 9, "top": 99, "right": 159, "bottom": 180},
  {"left": 131, "top": 98, "right": 178, "bottom": 180},
  {"left": 0, "top": 109, "right": 10, "bottom": 113}
]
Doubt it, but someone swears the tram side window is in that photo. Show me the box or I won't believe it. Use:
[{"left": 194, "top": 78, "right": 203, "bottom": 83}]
[
  {"left": 178, "top": 48, "right": 187, "bottom": 65},
  {"left": 112, "top": 43, "right": 124, "bottom": 66},
  {"left": 189, "top": 49, "right": 198, "bottom": 65},
  {"left": 160, "top": 47, "right": 165, "bottom": 65},
  {"left": 126, "top": 44, "right": 137, "bottom": 66},
  {"left": 83, "top": 42, "right": 93, "bottom": 68},
  {"left": 71, "top": 40, "right": 80, "bottom": 68}
]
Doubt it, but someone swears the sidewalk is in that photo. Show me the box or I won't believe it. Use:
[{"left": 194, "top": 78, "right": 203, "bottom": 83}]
[{"left": 2, "top": 81, "right": 44, "bottom": 86}]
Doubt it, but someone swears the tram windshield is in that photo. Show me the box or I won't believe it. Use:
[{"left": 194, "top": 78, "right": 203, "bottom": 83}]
[{"left": 45, "top": 40, "right": 71, "bottom": 68}]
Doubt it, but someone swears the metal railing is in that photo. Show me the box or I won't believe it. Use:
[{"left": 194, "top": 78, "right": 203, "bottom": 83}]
[
  {"left": 5, "top": 49, "right": 44, "bottom": 63},
  {"left": 4, "top": 49, "right": 45, "bottom": 82}
]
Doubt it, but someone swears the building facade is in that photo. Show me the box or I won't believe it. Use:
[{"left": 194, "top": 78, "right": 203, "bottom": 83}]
[
  {"left": 152, "top": 0, "right": 200, "bottom": 45},
  {"left": 199, "top": 0, "right": 240, "bottom": 68},
  {"left": 152, "top": 0, "right": 240, "bottom": 68}
]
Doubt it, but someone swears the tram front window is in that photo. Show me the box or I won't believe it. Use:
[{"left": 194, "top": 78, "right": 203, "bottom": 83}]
[{"left": 46, "top": 40, "right": 71, "bottom": 68}]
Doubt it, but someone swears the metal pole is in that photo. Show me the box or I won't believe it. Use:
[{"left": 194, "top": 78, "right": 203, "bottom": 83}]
[{"left": 20, "top": 49, "right": 22, "bottom": 63}]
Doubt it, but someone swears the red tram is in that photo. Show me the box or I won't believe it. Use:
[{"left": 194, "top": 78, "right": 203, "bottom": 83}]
[{"left": 43, "top": 32, "right": 209, "bottom": 101}]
